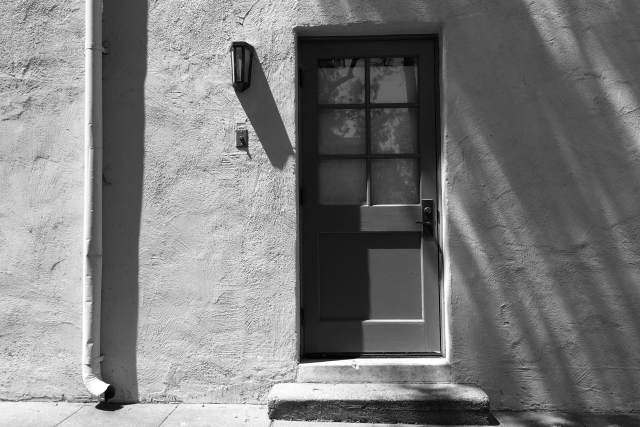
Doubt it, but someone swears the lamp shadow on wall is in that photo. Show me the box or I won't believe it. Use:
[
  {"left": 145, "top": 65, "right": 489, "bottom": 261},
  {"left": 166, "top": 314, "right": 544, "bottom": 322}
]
[
  {"left": 314, "top": 0, "right": 640, "bottom": 413},
  {"left": 235, "top": 56, "right": 294, "bottom": 170},
  {"left": 100, "top": 0, "right": 147, "bottom": 403}
]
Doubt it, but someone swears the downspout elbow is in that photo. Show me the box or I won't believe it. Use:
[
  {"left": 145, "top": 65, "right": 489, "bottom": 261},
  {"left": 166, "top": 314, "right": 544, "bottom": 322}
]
[{"left": 82, "top": 359, "right": 115, "bottom": 399}]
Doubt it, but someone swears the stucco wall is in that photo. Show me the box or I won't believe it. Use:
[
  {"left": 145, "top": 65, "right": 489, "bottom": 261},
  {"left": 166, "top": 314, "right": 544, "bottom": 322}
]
[
  {"left": 442, "top": 1, "right": 640, "bottom": 411},
  {"left": 0, "top": 0, "right": 88, "bottom": 400},
  {"left": 2, "top": 0, "right": 639, "bottom": 411},
  {"left": 99, "top": 0, "right": 299, "bottom": 404},
  {"left": 445, "top": 2, "right": 640, "bottom": 411}
]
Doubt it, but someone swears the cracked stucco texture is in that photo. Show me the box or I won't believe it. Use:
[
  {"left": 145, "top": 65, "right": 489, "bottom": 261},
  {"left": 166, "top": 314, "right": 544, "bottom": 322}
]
[{"left": 1, "top": 0, "right": 640, "bottom": 411}]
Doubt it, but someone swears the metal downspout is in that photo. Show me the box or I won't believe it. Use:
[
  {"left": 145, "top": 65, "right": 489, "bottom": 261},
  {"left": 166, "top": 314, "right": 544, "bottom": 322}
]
[{"left": 83, "top": 0, "right": 115, "bottom": 400}]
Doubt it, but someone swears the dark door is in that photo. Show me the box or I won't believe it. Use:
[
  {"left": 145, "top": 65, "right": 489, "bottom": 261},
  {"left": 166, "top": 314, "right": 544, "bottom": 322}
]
[{"left": 300, "top": 37, "right": 441, "bottom": 356}]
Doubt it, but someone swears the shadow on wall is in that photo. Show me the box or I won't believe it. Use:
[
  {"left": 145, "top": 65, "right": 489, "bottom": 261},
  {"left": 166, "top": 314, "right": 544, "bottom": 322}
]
[
  {"left": 235, "top": 56, "right": 294, "bottom": 170},
  {"left": 100, "top": 0, "right": 148, "bottom": 403},
  {"left": 313, "top": 0, "right": 640, "bottom": 411}
]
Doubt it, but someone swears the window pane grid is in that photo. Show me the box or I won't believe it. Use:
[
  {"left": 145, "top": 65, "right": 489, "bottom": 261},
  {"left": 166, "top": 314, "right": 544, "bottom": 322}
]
[{"left": 317, "top": 56, "right": 422, "bottom": 206}]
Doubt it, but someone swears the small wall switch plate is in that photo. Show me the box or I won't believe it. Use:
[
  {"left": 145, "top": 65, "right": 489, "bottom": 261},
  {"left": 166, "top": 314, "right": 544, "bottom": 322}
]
[{"left": 236, "top": 129, "right": 248, "bottom": 147}]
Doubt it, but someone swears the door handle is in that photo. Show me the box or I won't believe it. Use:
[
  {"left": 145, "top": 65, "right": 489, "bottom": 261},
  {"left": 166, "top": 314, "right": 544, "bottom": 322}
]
[{"left": 416, "top": 199, "right": 435, "bottom": 238}]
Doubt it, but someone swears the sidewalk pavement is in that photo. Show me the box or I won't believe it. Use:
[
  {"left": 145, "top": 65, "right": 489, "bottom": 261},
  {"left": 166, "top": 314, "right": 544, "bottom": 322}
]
[{"left": 1, "top": 402, "right": 639, "bottom": 427}]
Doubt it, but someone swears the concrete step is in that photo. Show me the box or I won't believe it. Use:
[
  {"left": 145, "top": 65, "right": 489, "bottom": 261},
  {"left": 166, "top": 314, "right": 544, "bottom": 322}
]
[{"left": 268, "top": 383, "right": 492, "bottom": 425}]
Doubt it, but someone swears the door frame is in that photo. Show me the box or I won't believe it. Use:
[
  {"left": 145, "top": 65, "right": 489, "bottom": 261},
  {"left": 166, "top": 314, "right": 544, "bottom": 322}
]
[{"left": 295, "top": 33, "right": 445, "bottom": 359}]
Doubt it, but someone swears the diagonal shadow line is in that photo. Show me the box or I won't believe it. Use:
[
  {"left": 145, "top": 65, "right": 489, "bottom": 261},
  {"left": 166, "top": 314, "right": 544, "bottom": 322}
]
[{"left": 236, "top": 56, "right": 294, "bottom": 170}]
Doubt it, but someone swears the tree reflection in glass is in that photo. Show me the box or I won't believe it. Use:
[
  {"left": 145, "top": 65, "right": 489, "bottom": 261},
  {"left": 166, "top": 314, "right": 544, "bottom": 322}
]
[
  {"left": 317, "top": 57, "right": 421, "bottom": 206},
  {"left": 370, "top": 57, "right": 418, "bottom": 104},
  {"left": 318, "top": 59, "right": 365, "bottom": 104},
  {"left": 370, "top": 108, "right": 418, "bottom": 154},
  {"left": 319, "top": 109, "right": 366, "bottom": 154}
]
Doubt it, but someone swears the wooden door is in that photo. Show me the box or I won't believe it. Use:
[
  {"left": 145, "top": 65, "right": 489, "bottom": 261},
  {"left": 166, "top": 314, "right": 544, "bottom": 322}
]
[{"left": 300, "top": 37, "right": 441, "bottom": 356}]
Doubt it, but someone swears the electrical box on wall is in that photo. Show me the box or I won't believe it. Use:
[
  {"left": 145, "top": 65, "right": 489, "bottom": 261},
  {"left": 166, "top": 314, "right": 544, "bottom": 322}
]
[{"left": 236, "top": 129, "right": 248, "bottom": 147}]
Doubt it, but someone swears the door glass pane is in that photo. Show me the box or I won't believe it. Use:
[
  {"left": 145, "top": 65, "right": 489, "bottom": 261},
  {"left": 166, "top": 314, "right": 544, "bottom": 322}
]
[
  {"left": 370, "top": 108, "right": 418, "bottom": 154},
  {"left": 370, "top": 57, "right": 418, "bottom": 104},
  {"left": 319, "top": 109, "right": 366, "bottom": 154},
  {"left": 371, "top": 159, "right": 419, "bottom": 205},
  {"left": 318, "top": 58, "right": 365, "bottom": 104},
  {"left": 319, "top": 160, "right": 366, "bottom": 205}
]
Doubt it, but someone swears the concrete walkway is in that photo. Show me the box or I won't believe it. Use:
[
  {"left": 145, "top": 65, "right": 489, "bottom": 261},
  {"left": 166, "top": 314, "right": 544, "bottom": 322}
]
[{"left": 1, "top": 402, "right": 639, "bottom": 427}]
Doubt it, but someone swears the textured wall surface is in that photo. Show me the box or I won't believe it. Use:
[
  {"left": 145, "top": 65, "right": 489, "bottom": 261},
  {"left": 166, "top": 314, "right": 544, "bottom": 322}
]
[
  {"left": 2, "top": 0, "right": 640, "bottom": 411},
  {"left": 441, "top": 1, "right": 640, "bottom": 411},
  {"left": 100, "top": 0, "right": 299, "bottom": 404},
  {"left": 0, "top": 0, "right": 88, "bottom": 400}
]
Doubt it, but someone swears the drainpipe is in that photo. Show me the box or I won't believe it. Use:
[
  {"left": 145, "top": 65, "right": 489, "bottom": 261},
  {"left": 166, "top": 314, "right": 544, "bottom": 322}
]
[{"left": 83, "top": 0, "right": 115, "bottom": 400}]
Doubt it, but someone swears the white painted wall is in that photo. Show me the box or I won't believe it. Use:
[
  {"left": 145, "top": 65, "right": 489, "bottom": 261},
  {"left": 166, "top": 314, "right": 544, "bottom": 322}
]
[
  {"left": 0, "top": 0, "right": 87, "bottom": 400},
  {"left": 1, "top": 0, "right": 639, "bottom": 411}
]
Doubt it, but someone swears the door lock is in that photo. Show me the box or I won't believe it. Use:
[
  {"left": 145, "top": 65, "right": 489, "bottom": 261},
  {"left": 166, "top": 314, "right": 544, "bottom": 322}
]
[{"left": 416, "top": 199, "right": 435, "bottom": 237}]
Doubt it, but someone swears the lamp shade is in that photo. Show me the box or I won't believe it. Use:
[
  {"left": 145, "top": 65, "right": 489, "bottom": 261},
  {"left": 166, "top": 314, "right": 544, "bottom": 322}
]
[{"left": 230, "top": 41, "right": 254, "bottom": 92}]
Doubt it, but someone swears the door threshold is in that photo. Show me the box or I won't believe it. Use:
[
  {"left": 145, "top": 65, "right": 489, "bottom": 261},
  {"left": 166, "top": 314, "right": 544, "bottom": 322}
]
[{"left": 297, "top": 357, "right": 451, "bottom": 383}]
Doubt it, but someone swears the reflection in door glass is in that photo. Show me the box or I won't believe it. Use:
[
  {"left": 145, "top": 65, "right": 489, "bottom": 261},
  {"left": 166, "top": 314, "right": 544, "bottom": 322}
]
[
  {"left": 319, "top": 109, "right": 366, "bottom": 154},
  {"left": 319, "top": 159, "right": 367, "bottom": 205},
  {"left": 370, "top": 108, "right": 418, "bottom": 154},
  {"left": 370, "top": 57, "right": 418, "bottom": 104},
  {"left": 318, "top": 59, "right": 365, "bottom": 104},
  {"left": 371, "top": 159, "right": 419, "bottom": 205}
]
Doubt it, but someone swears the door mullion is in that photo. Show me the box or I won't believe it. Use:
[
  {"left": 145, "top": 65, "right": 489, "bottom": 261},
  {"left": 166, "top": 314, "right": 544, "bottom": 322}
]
[{"left": 365, "top": 55, "right": 371, "bottom": 206}]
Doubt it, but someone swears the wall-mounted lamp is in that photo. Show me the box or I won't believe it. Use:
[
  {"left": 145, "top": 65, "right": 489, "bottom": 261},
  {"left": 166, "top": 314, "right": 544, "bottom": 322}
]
[{"left": 230, "top": 41, "right": 255, "bottom": 92}]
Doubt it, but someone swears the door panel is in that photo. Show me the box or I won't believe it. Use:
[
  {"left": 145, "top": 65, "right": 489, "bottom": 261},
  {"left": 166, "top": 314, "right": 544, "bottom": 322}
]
[
  {"left": 300, "top": 37, "right": 441, "bottom": 356},
  {"left": 318, "top": 232, "right": 423, "bottom": 321}
]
